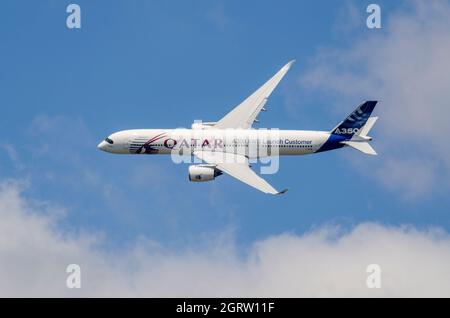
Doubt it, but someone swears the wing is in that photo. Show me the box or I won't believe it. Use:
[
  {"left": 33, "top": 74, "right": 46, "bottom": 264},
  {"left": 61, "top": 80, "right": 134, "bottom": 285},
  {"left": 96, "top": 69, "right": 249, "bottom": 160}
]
[
  {"left": 194, "top": 151, "right": 288, "bottom": 195},
  {"left": 214, "top": 60, "right": 295, "bottom": 129}
]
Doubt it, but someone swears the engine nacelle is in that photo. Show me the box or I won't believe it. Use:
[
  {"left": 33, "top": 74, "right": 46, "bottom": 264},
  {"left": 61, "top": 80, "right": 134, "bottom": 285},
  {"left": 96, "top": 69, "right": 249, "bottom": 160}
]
[{"left": 188, "top": 165, "right": 222, "bottom": 182}]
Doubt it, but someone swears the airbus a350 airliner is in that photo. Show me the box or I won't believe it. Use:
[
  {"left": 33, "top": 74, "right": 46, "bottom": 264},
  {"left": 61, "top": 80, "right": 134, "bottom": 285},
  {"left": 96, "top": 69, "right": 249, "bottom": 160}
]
[{"left": 98, "top": 61, "right": 378, "bottom": 194}]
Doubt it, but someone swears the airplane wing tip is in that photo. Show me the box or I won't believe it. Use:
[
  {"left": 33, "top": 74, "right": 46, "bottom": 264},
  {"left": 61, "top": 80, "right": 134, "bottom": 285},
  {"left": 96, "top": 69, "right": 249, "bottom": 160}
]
[
  {"left": 215, "top": 59, "right": 296, "bottom": 129},
  {"left": 276, "top": 188, "right": 289, "bottom": 195}
]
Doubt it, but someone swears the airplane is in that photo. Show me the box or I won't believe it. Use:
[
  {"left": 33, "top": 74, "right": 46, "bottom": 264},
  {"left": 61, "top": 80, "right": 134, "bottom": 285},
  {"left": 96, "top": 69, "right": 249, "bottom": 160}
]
[{"left": 97, "top": 60, "right": 378, "bottom": 195}]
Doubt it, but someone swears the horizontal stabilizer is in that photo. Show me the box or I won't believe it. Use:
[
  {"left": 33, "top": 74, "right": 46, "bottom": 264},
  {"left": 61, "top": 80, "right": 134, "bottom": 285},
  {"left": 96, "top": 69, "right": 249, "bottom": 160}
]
[{"left": 341, "top": 141, "right": 377, "bottom": 155}]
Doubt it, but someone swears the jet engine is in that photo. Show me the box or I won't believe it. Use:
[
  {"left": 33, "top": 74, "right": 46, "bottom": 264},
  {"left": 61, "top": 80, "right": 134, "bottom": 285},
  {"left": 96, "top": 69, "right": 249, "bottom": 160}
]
[{"left": 188, "top": 165, "right": 222, "bottom": 182}]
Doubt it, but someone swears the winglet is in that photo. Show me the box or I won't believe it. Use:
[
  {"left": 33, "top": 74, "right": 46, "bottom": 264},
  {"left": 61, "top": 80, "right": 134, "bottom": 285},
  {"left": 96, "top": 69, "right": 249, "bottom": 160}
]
[
  {"left": 285, "top": 59, "right": 296, "bottom": 70},
  {"left": 276, "top": 188, "right": 289, "bottom": 195}
]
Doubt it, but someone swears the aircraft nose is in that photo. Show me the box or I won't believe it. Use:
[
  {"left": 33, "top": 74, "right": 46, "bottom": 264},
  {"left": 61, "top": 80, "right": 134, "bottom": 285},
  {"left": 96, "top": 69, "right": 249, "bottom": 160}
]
[{"left": 97, "top": 140, "right": 108, "bottom": 151}]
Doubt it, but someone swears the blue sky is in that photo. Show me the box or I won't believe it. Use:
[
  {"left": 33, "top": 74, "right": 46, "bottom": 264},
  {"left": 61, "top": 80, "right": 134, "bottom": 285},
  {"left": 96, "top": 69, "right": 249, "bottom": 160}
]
[{"left": 1, "top": 0, "right": 449, "bottom": 261}]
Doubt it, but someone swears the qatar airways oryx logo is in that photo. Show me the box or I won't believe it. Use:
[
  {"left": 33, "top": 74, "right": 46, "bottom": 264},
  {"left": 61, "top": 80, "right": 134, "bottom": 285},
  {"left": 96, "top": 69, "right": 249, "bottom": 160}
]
[{"left": 130, "top": 133, "right": 167, "bottom": 154}]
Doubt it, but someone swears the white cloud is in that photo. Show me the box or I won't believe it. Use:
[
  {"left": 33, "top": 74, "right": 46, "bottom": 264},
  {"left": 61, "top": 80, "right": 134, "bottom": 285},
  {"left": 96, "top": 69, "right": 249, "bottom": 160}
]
[
  {"left": 331, "top": 1, "right": 364, "bottom": 36},
  {"left": 1, "top": 144, "right": 25, "bottom": 172},
  {"left": 1, "top": 180, "right": 450, "bottom": 297},
  {"left": 297, "top": 1, "right": 450, "bottom": 198},
  {"left": 374, "top": 158, "right": 438, "bottom": 200}
]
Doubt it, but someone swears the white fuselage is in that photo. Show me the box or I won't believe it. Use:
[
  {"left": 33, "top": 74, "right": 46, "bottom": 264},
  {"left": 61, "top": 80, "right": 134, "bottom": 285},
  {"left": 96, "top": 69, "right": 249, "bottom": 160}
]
[{"left": 97, "top": 128, "right": 333, "bottom": 157}]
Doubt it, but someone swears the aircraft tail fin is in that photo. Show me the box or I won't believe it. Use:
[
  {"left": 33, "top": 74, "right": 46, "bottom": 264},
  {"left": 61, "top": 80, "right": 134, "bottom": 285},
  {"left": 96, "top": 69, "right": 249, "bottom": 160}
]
[
  {"left": 357, "top": 116, "right": 378, "bottom": 137},
  {"left": 335, "top": 104, "right": 378, "bottom": 155},
  {"left": 331, "top": 101, "right": 377, "bottom": 138}
]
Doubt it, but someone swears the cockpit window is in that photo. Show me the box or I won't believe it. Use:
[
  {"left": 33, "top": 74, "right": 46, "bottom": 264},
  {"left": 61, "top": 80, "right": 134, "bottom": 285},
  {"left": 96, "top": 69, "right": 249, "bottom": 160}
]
[{"left": 105, "top": 137, "right": 114, "bottom": 144}]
